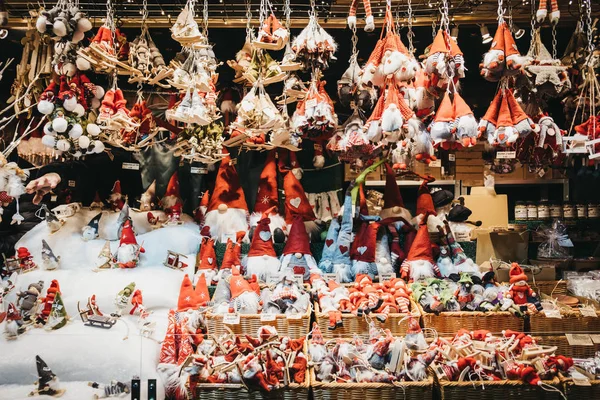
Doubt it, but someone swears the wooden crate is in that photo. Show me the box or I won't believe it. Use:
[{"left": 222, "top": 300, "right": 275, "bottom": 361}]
[{"left": 344, "top": 163, "right": 382, "bottom": 182}]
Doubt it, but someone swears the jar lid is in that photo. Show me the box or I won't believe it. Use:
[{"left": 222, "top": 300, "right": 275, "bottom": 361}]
[
  {"left": 526, "top": 201, "right": 536, "bottom": 205},
  {"left": 516, "top": 201, "right": 526, "bottom": 205}
]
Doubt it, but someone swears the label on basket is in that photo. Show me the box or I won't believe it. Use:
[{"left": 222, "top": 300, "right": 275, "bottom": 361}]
[
  {"left": 379, "top": 272, "right": 396, "bottom": 282},
  {"left": 261, "top": 313, "right": 277, "bottom": 322},
  {"left": 324, "top": 273, "right": 337, "bottom": 281},
  {"left": 496, "top": 151, "right": 516, "bottom": 159},
  {"left": 190, "top": 166, "right": 208, "bottom": 175},
  {"left": 579, "top": 305, "right": 598, "bottom": 318},
  {"left": 267, "top": 273, "right": 281, "bottom": 284},
  {"left": 590, "top": 334, "right": 600, "bottom": 344},
  {"left": 572, "top": 377, "right": 592, "bottom": 386},
  {"left": 221, "top": 233, "right": 237, "bottom": 243},
  {"left": 223, "top": 313, "right": 240, "bottom": 325},
  {"left": 293, "top": 274, "right": 304, "bottom": 286},
  {"left": 122, "top": 162, "right": 140, "bottom": 170},
  {"left": 448, "top": 154, "right": 456, "bottom": 162},
  {"left": 566, "top": 333, "right": 593, "bottom": 346},
  {"left": 543, "top": 309, "right": 562, "bottom": 319},
  {"left": 429, "top": 159, "right": 442, "bottom": 168},
  {"left": 286, "top": 313, "right": 303, "bottom": 320},
  {"left": 454, "top": 231, "right": 471, "bottom": 242},
  {"left": 305, "top": 98, "right": 317, "bottom": 109}
]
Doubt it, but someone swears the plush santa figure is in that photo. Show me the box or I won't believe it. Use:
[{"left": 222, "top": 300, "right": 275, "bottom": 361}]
[
  {"left": 414, "top": 181, "right": 443, "bottom": 233},
  {"left": 108, "top": 180, "right": 126, "bottom": 211},
  {"left": 160, "top": 172, "right": 183, "bottom": 225},
  {"left": 194, "top": 238, "right": 218, "bottom": 285},
  {"left": 400, "top": 218, "right": 439, "bottom": 282},
  {"left": 250, "top": 151, "right": 287, "bottom": 239},
  {"left": 506, "top": 263, "right": 537, "bottom": 306},
  {"left": 379, "top": 164, "right": 412, "bottom": 221},
  {"left": 228, "top": 267, "right": 261, "bottom": 314},
  {"left": 243, "top": 212, "right": 280, "bottom": 282},
  {"left": 279, "top": 216, "right": 318, "bottom": 281},
  {"left": 204, "top": 155, "right": 249, "bottom": 242},
  {"left": 115, "top": 220, "right": 144, "bottom": 268}
]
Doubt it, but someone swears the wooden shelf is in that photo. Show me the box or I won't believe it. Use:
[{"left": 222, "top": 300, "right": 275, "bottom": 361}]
[
  {"left": 494, "top": 179, "right": 568, "bottom": 186},
  {"left": 364, "top": 180, "right": 457, "bottom": 187}
]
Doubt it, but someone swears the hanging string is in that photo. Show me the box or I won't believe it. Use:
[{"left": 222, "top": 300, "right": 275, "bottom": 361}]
[
  {"left": 106, "top": 0, "right": 118, "bottom": 90},
  {"left": 497, "top": 0, "right": 505, "bottom": 23},
  {"left": 529, "top": 0, "right": 537, "bottom": 54},
  {"left": 284, "top": 0, "right": 291, "bottom": 29},
  {"left": 140, "top": 0, "right": 148, "bottom": 37},
  {"left": 407, "top": 0, "right": 415, "bottom": 54},
  {"left": 245, "top": 0, "right": 252, "bottom": 41},
  {"left": 202, "top": 0, "right": 209, "bottom": 38},
  {"left": 507, "top": 1, "right": 513, "bottom": 31},
  {"left": 431, "top": 19, "right": 437, "bottom": 40},
  {"left": 551, "top": 24, "right": 557, "bottom": 59}
]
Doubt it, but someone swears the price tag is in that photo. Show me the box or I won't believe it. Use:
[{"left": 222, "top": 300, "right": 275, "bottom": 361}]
[
  {"left": 544, "top": 309, "right": 562, "bottom": 319},
  {"left": 579, "top": 306, "right": 598, "bottom": 317},
  {"left": 496, "top": 151, "right": 516, "bottom": 159},
  {"left": 230, "top": 158, "right": 237, "bottom": 165},
  {"left": 429, "top": 159, "right": 442, "bottom": 168},
  {"left": 454, "top": 231, "right": 471, "bottom": 242},
  {"left": 68, "top": 180, "right": 76, "bottom": 187},
  {"left": 221, "top": 233, "right": 237, "bottom": 243},
  {"left": 122, "top": 162, "right": 140, "bottom": 170},
  {"left": 324, "top": 273, "right": 337, "bottom": 281},
  {"left": 538, "top": 169, "right": 546, "bottom": 178},
  {"left": 286, "top": 313, "right": 303, "bottom": 320},
  {"left": 50, "top": 195, "right": 58, "bottom": 202},
  {"left": 293, "top": 274, "right": 304, "bottom": 286},
  {"left": 267, "top": 273, "right": 281, "bottom": 284},
  {"left": 566, "top": 334, "right": 593, "bottom": 346},
  {"left": 589, "top": 334, "right": 600, "bottom": 344},
  {"left": 190, "top": 166, "right": 208, "bottom": 175},
  {"left": 379, "top": 272, "right": 396, "bottom": 282},
  {"left": 223, "top": 313, "right": 240, "bottom": 325},
  {"left": 573, "top": 378, "right": 592, "bottom": 386},
  {"left": 448, "top": 154, "right": 456, "bottom": 162},
  {"left": 260, "top": 313, "right": 277, "bottom": 322},
  {"left": 305, "top": 98, "right": 317, "bottom": 108}
]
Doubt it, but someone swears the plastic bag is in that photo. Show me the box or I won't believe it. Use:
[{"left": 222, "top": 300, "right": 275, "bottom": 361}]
[{"left": 536, "top": 220, "right": 573, "bottom": 259}]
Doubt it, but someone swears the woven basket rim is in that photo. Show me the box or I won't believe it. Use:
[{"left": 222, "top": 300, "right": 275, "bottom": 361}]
[
  {"left": 206, "top": 305, "right": 312, "bottom": 320},
  {"left": 314, "top": 298, "right": 420, "bottom": 318},
  {"left": 309, "top": 368, "right": 433, "bottom": 388},
  {"left": 416, "top": 302, "right": 522, "bottom": 318}
]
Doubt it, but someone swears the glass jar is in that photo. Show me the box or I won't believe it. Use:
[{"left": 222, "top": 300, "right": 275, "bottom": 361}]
[
  {"left": 537, "top": 201, "right": 550, "bottom": 220},
  {"left": 549, "top": 202, "right": 563, "bottom": 219},
  {"left": 576, "top": 202, "right": 588, "bottom": 219},
  {"left": 588, "top": 203, "right": 599, "bottom": 219},
  {"left": 527, "top": 201, "right": 538, "bottom": 220},
  {"left": 563, "top": 202, "right": 576, "bottom": 220},
  {"left": 515, "top": 201, "right": 528, "bottom": 221}
]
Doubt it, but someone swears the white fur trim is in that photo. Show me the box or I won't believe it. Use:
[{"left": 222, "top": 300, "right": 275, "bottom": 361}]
[
  {"left": 364, "top": 15, "right": 375, "bottom": 32},
  {"left": 347, "top": 15, "right": 357, "bottom": 29},
  {"left": 203, "top": 208, "right": 249, "bottom": 242}
]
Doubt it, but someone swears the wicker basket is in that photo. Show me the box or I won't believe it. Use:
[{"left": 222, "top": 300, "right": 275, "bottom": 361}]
[
  {"left": 435, "top": 377, "right": 563, "bottom": 400},
  {"left": 314, "top": 299, "right": 420, "bottom": 339},
  {"left": 528, "top": 306, "right": 600, "bottom": 334},
  {"left": 536, "top": 335, "right": 600, "bottom": 358},
  {"left": 418, "top": 303, "right": 523, "bottom": 335},
  {"left": 531, "top": 280, "right": 567, "bottom": 296},
  {"left": 205, "top": 307, "right": 311, "bottom": 338},
  {"left": 561, "top": 377, "right": 600, "bottom": 399},
  {"left": 310, "top": 369, "right": 433, "bottom": 400}
]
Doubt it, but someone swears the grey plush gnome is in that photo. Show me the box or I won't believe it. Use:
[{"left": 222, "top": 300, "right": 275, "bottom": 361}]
[
  {"left": 30, "top": 355, "right": 65, "bottom": 397},
  {"left": 41, "top": 240, "right": 60, "bottom": 270},
  {"left": 82, "top": 212, "right": 102, "bottom": 241},
  {"left": 38, "top": 204, "right": 63, "bottom": 233}
]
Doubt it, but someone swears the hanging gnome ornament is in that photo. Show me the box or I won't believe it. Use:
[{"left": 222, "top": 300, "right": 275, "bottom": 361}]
[
  {"left": 41, "top": 239, "right": 60, "bottom": 270},
  {"left": 250, "top": 151, "right": 287, "bottom": 239},
  {"left": 347, "top": 0, "right": 375, "bottom": 32},
  {"left": 480, "top": 21, "right": 525, "bottom": 82},
  {"left": 29, "top": 356, "right": 65, "bottom": 397},
  {"left": 204, "top": 155, "right": 249, "bottom": 242},
  {"left": 536, "top": 0, "right": 560, "bottom": 25},
  {"left": 279, "top": 216, "right": 318, "bottom": 281},
  {"left": 82, "top": 212, "right": 102, "bottom": 241},
  {"left": 108, "top": 180, "right": 126, "bottom": 211},
  {"left": 160, "top": 172, "right": 183, "bottom": 226},
  {"left": 424, "top": 25, "right": 465, "bottom": 95},
  {"left": 115, "top": 220, "right": 144, "bottom": 268},
  {"left": 400, "top": 218, "right": 440, "bottom": 282},
  {"left": 194, "top": 238, "right": 218, "bottom": 286},
  {"left": 244, "top": 211, "right": 280, "bottom": 282}
]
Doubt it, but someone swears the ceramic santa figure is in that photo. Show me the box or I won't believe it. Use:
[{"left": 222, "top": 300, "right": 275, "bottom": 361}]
[
  {"left": 194, "top": 237, "right": 218, "bottom": 285},
  {"left": 203, "top": 155, "right": 250, "bottom": 242},
  {"left": 250, "top": 151, "right": 287, "bottom": 240},
  {"left": 160, "top": 172, "right": 183, "bottom": 225},
  {"left": 400, "top": 217, "right": 439, "bottom": 281},
  {"left": 379, "top": 164, "right": 412, "bottom": 222},
  {"left": 506, "top": 263, "right": 537, "bottom": 306},
  {"left": 108, "top": 180, "right": 126, "bottom": 211},
  {"left": 279, "top": 216, "right": 318, "bottom": 281},
  {"left": 243, "top": 210, "right": 280, "bottom": 282},
  {"left": 115, "top": 220, "right": 144, "bottom": 268}
]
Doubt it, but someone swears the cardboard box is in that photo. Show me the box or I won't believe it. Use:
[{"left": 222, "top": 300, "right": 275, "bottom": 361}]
[
  {"left": 494, "top": 263, "right": 556, "bottom": 282},
  {"left": 344, "top": 164, "right": 381, "bottom": 182},
  {"left": 475, "top": 229, "right": 530, "bottom": 266},
  {"left": 487, "top": 162, "right": 525, "bottom": 181},
  {"left": 463, "top": 188, "right": 509, "bottom": 229},
  {"left": 413, "top": 162, "right": 443, "bottom": 180}
]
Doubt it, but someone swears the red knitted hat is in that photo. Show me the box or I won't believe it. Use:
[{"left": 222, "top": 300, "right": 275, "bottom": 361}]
[
  {"left": 178, "top": 274, "right": 197, "bottom": 311},
  {"left": 119, "top": 220, "right": 139, "bottom": 247},
  {"left": 283, "top": 172, "right": 315, "bottom": 223},
  {"left": 350, "top": 223, "right": 378, "bottom": 263},
  {"left": 416, "top": 181, "right": 437, "bottom": 217},
  {"left": 164, "top": 172, "right": 181, "bottom": 198},
  {"left": 208, "top": 156, "right": 248, "bottom": 212},
  {"left": 254, "top": 151, "right": 279, "bottom": 214},
  {"left": 383, "top": 163, "right": 404, "bottom": 211},
  {"left": 112, "top": 180, "right": 122, "bottom": 194},
  {"left": 248, "top": 217, "right": 277, "bottom": 257},
  {"left": 221, "top": 239, "right": 242, "bottom": 270},
  {"left": 405, "top": 222, "right": 434, "bottom": 264},
  {"left": 198, "top": 238, "right": 217, "bottom": 270},
  {"left": 509, "top": 262, "right": 528, "bottom": 284},
  {"left": 283, "top": 216, "right": 312, "bottom": 255}
]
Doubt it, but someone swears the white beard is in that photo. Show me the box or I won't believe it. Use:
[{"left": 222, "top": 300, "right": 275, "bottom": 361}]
[
  {"left": 42, "top": 256, "right": 59, "bottom": 271},
  {"left": 194, "top": 269, "right": 218, "bottom": 286},
  {"left": 409, "top": 260, "right": 435, "bottom": 282},
  {"left": 414, "top": 213, "right": 444, "bottom": 233},
  {"left": 203, "top": 208, "right": 249, "bottom": 242},
  {"left": 232, "top": 291, "right": 260, "bottom": 314},
  {"left": 243, "top": 255, "right": 280, "bottom": 282},
  {"left": 161, "top": 195, "right": 179, "bottom": 209},
  {"left": 5, "top": 320, "right": 20, "bottom": 336},
  {"left": 117, "top": 244, "right": 139, "bottom": 263},
  {"left": 376, "top": 258, "right": 394, "bottom": 277},
  {"left": 82, "top": 226, "right": 98, "bottom": 241},
  {"left": 280, "top": 254, "right": 318, "bottom": 281},
  {"left": 249, "top": 212, "right": 287, "bottom": 236},
  {"left": 457, "top": 258, "right": 480, "bottom": 275},
  {"left": 379, "top": 207, "right": 413, "bottom": 222},
  {"left": 437, "top": 257, "right": 457, "bottom": 278}
]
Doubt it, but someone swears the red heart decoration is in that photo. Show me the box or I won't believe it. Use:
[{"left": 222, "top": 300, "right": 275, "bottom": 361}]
[
  {"left": 325, "top": 239, "right": 334, "bottom": 247},
  {"left": 326, "top": 207, "right": 331, "bottom": 211},
  {"left": 339, "top": 245, "right": 348, "bottom": 254},
  {"left": 293, "top": 266, "right": 306, "bottom": 275}
]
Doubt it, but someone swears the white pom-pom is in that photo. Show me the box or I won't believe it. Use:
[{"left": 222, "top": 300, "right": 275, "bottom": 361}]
[
  {"left": 77, "top": 18, "right": 92, "bottom": 32},
  {"left": 364, "top": 15, "right": 375, "bottom": 32},
  {"left": 52, "top": 20, "right": 67, "bottom": 37},
  {"left": 72, "top": 30, "right": 84, "bottom": 44},
  {"left": 313, "top": 155, "right": 325, "bottom": 169},
  {"left": 41, "top": 134, "right": 56, "bottom": 148},
  {"left": 43, "top": 122, "right": 55, "bottom": 136},
  {"left": 56, "top": 139, "right": 71, "bottom": 152},
  {"left": 68, "top": 123, "right": 83, "bottom": 139},
  {"left": 37, "top": 100, "right": 55, "bottom": 115},
  {"left": 63, "top": 96, "right": 77, "bottom": 112},
  {"left": 94, "top": 86, "right": 105, "bottom": 100},
  {"left": 52, "top": 117, "right": 68, "bottom": 133},
  {"left": 73, "top": 104, "right": 85, "bottom": 117},
  {"left": 86, "top": 123, "right": 101, "bottom": 136},
  {"left": 93, "top": 140, "right": 105, "bottom": 153},
  {"left": 36, "top": 16, "right": 48, "bottom": 33},
  {"left": 347, "top": 15, "right": 357, "bottom": 30},
  {"left": 91, "top": 98, "right": 100, "bottom": 109},
  {"left": 76, "top": 56, "right": 91, "bottom": 71},
  {"left": 78, "top": 135, "right": 90, "bottom": 149}
]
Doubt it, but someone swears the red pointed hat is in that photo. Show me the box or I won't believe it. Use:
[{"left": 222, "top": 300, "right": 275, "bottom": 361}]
[
  {"left": 509, "top": 262, "right": 528, "bottom": 284},
  {"left": 453, "top": 92, "right": 474, "bottom": 118},
  {"left": 178, "top": 274, "right": 197, "bottom": 311},
  {"left": 248, "top": 216, "right": 277, "bottom": 258},
  {"left": 112, "top": 180, "right": 122, "bottom": 194},
  {"left": 416, "top": 181, "right": 437, "bottom": 217},
  {"left": 221, "top": 238, "right": 241, "bottom": 269},
  {"left": 165, "top": 172, "right": 181, "bottom": 198},
  {"left": 405, "top": 221, "right": 434, "bottom": 264},
  {"left": 198, "top": 238, "right": 217, "bottom": 270},
  {"left": 434, "top": 92, "right": 455, "bottom": 123},
  {"left": 119, "top": 220, "right": 141, "bottom": 248},
  {"left": 383, "top": 163, "right": 405, "bottom": 211},
  {"left": 350, "top": 223, "right": 378, "bottom": 262},
  {"left": 208, "top": 156, "right": 248, "bottom": 212},
  {"left": 200, "top": 190, "right": 210, "bottom": 208},
  {"left": 7, "top": 303, "right": 20, "bottom": 321},
  {"left": 359, "top": 184, "right": 369, "bottom": 216},
  {"left": 229, "top": 267, "right": 255, "bottom": 299},
  {"left": 283, "top": 172, "right": 315, "bottom": 223},
  {"left": 490, "top": 22, "right": 506, "bottom": 52},
  {"left": 194, "top": 274, "right": 210, "bottom": 306},
  {"left": 429, "top": 29, "right": 450, "bottom": 54},
  {"left": 283, "top": 216, "right": 312, "bottom": 255},
  {"left": 254, "top": 151, "right": 279, "bottom": 214},
  {"left": 311, "top": 321, "right": 325, "bottom": 345}
]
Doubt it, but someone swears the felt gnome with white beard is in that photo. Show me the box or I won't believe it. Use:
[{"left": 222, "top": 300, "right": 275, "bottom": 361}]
[
  {"left": 194, "top": 238, "right": 218, "bottom": 285},
  {"left": 350, "top": 222, "right": 379, "bottom": 280},
  {"left": 108, "top": 180, "right": 126, "bottom": 211},
  {"left": 215, "top": 237, "right": 243, "bottom": 283},
  {"left": 204, "top": 155, "right": 249, "bottom": 242},
  {"left": 400, "top": 218, "right": 440, "bottom": 282},
  {"left": 82, "top": 212, "right": 102, "bottom": 241},
  {"left": 279, "top": 216, "right": 319, "bottom": 281},
  {"left": 243, "top": 211, "right": 280, "bottom": 282},
  {"left": 30, "top": 355, "right": 65, "bottom": 397},
  {"left": 41, "top": 240, "right": 60, "bottom": 270},
  {"left": 379, "top": 163, "right": 412, "bottom": 222},
  {"left": 160, "top": 172, "right": 183, "bottom": 225},
  {"left": 115, "top": 220, "right": 144, "bottom": 268},
  {"left": 414, "top": 181, "right": 443, "bottom": 233},
  {"left": 228, "top": 267, "right": 261, "bottom": 314},
  {"left": 250, "top": 151, "right": 287, "bottom": 241},
  {"left": 283, "top": 171, "right": 318, "bottom": 237}
]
